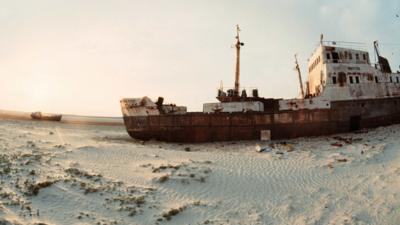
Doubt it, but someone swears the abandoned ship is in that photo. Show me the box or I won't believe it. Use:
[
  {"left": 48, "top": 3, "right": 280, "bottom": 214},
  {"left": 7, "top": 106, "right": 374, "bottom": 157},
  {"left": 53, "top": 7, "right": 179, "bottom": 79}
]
[
  {"left": 120, "top": 26, "right": 400, "bottom": 142},
  {"left": 31, "top": 111, "right": 62, "bottom": 122}
]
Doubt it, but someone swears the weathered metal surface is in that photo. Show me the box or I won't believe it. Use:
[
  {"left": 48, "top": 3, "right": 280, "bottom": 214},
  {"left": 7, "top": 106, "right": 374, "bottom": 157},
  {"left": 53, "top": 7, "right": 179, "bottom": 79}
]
[
  {"left": 279, "top": 98, "right": 330, "bottom": 111},
  {"left": 203, "top": 101, "right": 264, "bottom": 113},
  {"left": 123, "top": 97, "right": 400, "bottom": 143}
]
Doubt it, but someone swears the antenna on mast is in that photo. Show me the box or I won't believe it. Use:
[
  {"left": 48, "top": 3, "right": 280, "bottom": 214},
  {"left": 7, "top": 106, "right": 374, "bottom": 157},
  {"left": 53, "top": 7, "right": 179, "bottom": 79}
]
[
  {"left": 294, "top": 54, "right": 305, "bottom": 99},
  {"left": 234, "top": 25, "right": 244, "bottom": 96}
]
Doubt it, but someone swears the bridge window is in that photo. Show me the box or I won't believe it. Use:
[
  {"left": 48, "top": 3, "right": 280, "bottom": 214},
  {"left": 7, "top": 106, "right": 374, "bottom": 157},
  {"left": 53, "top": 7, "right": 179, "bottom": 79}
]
[
  {"left": 349, "top": 53, "right": 353, "bottom": 60},
  {"left": 326, "top": 53, "right": 331, "bottom": 60},
  {"left": 397, "top": 77, "right": 399, "bottom": 83},
  {"left": 390, "top": 76, "right": 393, "bottom": 83},
  {"left": 355, "top": 76, "right": 360, "bottom": 83},
  {"left": 349, "top": 76, "right": 354, "bottom": 84},
  {"left": 356, "top": 54, "right": 359, "bottom": 60},
  {"left": 332, "top": 76, "right": 337, "bottom": 84},
  {"left": 375, "top": 76, "right": 378, "bottom": 83},
  {"left": 338, "top": 72, "right": 346, "bottom": 86},
  {"left": 332, "top": 52, "right": 339, "bottom": 63},
  {"left": 363, "top": 54, "right": 366, "bottom": 60}
]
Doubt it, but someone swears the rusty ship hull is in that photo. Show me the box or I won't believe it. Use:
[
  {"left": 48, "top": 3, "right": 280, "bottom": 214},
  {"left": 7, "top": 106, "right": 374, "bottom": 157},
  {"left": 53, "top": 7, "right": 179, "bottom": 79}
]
[{"left": 123, "top": 97, "right": 400, "bottom": 143}]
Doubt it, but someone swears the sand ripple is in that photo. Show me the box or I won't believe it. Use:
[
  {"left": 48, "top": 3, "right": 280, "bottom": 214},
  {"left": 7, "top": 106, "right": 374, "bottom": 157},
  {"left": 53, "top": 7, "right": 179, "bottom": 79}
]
[{"left": 1, "top": 119, "right": 400, "bottom": 224}]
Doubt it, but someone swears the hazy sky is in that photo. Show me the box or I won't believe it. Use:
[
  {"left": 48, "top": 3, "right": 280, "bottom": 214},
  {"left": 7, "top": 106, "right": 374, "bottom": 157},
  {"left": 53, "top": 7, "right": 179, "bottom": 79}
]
[{"left": 0, "top": 0, "right": 399, "bottom": 116}]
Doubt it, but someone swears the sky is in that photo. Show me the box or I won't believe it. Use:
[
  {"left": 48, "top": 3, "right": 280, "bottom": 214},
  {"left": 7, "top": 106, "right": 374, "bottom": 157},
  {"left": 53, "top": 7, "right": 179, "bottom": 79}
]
[{"left": 0, "top": 0, "right": 399, "bottom": 116}]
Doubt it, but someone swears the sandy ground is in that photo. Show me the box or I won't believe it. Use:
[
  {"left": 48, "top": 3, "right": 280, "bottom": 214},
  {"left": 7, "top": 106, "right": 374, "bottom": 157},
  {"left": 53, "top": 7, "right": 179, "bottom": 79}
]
[{"left": 0, "top": 118, "right": 400, "bottom": 225}]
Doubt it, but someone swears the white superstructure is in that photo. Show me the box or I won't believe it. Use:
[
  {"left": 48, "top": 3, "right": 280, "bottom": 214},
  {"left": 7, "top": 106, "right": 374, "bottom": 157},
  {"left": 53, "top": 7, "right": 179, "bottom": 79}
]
[{"left": 307, "top": 44, "right": 400, "bottom": 101}]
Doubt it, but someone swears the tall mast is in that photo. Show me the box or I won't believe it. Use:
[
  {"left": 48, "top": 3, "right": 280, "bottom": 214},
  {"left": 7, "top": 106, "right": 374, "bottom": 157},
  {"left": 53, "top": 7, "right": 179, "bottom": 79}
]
[
  {"left": 294, "top": 54, "right": 305, "bottom": 99},
  {"left": 234, "top": 25, "right": 244, "bottom": 96},
  {"left": 374, "top": 41, "right": 380, "bottom": 59}
]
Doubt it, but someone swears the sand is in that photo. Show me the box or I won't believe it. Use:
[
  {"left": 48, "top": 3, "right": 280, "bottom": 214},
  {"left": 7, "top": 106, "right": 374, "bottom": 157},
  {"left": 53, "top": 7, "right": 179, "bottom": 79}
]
[{"left": 0, "top": 117, "right": 399, "bottom": 225}]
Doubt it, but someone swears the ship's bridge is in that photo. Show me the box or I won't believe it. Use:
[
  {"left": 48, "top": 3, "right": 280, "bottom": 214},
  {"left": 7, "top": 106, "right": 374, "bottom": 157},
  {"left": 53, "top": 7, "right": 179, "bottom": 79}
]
[{"left": 306, "top": 42, "right": 400, "bottom": 101}]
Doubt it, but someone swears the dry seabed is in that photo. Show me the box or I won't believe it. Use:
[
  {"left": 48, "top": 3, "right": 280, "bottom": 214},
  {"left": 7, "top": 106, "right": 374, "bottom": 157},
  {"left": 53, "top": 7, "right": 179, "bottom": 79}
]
[{"left": 0, "top": 119, "right": 400, "bottom": 225}]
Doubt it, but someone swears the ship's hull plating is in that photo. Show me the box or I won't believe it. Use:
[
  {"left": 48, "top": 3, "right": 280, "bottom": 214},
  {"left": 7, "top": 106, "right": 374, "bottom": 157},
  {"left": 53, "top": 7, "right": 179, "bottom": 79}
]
[{"left": 123, "top": 97, "right": 400, "bottom": 142}]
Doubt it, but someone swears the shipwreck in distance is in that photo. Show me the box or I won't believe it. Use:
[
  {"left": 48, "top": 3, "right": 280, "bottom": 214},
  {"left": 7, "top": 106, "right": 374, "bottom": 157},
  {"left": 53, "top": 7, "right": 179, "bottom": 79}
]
[
  {"left": 120, "top": 26, "right": 400, "bottom": 143},
  {"left": 31, "top": 111, "right": 62, "bottom": 122}
]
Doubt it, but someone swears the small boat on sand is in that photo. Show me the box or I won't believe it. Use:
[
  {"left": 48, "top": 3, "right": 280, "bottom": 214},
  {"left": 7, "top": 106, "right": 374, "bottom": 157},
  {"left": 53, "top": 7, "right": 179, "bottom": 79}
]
[{"left": 31, "top": 112, "right": 62, "bottom": 121}]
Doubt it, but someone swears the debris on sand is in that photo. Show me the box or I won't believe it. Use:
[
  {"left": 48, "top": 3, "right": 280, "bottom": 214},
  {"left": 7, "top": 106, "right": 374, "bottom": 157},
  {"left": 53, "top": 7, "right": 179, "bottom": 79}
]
[
  {"left": 152, "top": 164, "right": 181, "bottom": 173},
  {"left": 82, "top": 185, "right": 102, "bottom": 195},
  {"left": 331, "top": 142, "right": 343, "bottom": 147},
  {"left": 65, "top": 168, "right": 102, "bottom": 180},
  {"left": 281, "top": 142, "right": 295, "bottom": 152},
  {"left": 255, "top": 145, "right": 272, "bottom": 153},
  {"left": 326, "top": 163, "right": 334, "bottom": 169},
  {"left": 111, "top": 195, "right": 146, "bottom": 207},
  {"left": 162, "top": 206, "right": 187, "bottom": 221},
  {"left": 336, "top": 158, "right": 348, "bottom": 163},
  {"left": 332, "top": 136, "right": 362, "bottom": 144},
  {"left": 25, "top": 180, "right": 55, "bottom": 196},
  {"left": 151, "top": 162, "right": 211, "bottom": 184},
  {"left": 256, "top": 142, "right": 295, "bottom": 153},
  {"left": 26, "top": 141, "right": 36, "bottom": 148},
  {"left": 54, "top": 144, "right": 65, "bottom": 149},
  {"left": 158, "top": 175, "right": 170, "bottom": 183},
  {"left": 105, "top": 188, "right": 153, "bottom": 218}
]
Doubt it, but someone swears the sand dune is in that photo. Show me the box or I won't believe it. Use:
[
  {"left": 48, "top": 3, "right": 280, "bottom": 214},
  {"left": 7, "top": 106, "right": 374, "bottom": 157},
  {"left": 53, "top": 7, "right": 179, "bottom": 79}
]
[{"left": 0, "top": 118, "right": 400, "bottom": 224}]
